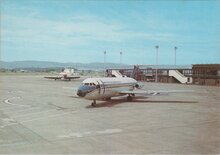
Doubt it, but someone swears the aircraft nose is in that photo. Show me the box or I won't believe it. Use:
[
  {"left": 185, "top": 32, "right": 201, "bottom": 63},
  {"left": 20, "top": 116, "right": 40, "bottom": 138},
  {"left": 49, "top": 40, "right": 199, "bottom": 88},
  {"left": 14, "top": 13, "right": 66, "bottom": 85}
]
[
  {"left": 77, "top": 89, "right": 86, "bottom": 97},
  {"left": 77, "top": 85, "right": 96, "bottom": 97}
]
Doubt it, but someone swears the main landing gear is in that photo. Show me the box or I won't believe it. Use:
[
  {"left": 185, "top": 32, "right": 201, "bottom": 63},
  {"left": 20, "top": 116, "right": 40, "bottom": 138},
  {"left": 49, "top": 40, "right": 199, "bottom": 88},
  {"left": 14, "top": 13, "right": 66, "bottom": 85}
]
[
  {"left": 105, "top": 97, "right": 111, "bottom": 101},
  {"left": 127, "top": 94, "right": 135, "bottom": 102},
  {"left": 91, "top": 100, "right": 96, "bottom": 107}
]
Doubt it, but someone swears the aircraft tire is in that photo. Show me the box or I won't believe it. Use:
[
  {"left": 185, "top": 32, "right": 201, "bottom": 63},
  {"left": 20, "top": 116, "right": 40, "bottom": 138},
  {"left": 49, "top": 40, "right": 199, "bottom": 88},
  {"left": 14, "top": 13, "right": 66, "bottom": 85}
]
[
  {"left": 127, "top": 96, "right": 133, "bottom": 102},
  {"left": 91, "top": 100, "right": 96, "bottom": 107},
  {"left": 106, "top": 97, "right": 111, "bottom": 100}
]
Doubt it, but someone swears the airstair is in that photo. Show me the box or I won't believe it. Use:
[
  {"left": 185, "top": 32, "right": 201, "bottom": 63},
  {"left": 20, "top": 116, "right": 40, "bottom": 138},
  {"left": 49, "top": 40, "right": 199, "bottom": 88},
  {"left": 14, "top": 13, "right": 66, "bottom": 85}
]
[
  {"left": 111, "top": 70, "right": 126, "bottom": 77},
  {"left": 169, "top": 70, "right": 192, "bottom": 84}
]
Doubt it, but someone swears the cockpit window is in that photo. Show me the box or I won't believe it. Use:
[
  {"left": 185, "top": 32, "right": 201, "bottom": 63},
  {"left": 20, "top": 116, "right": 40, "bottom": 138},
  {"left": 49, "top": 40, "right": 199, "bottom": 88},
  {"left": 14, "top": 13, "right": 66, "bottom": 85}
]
[{"left": 83, "top": 83, "right": 96, "bottom": 86}]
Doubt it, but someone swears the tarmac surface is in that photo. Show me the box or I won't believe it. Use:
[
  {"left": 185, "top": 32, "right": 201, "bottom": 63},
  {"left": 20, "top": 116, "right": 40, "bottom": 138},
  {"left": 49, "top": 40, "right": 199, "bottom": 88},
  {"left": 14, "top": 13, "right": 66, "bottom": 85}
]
[{"left": 0, "top": 75, "right": 219, "bottom": 154}]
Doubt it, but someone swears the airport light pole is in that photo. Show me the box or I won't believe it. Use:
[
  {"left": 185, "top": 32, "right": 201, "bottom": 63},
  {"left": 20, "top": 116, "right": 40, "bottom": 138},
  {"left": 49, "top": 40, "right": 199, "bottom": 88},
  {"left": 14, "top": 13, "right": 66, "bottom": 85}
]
[
  {"left": 155, "top": 45, "right": 159, "bottom": 83},
  {"left": 174, "top": 46, "right": 178, "bottom": 66},
  {"left": 104, "top": 51, "right": 106, "bottom": 64},
  {"left": 120, "top": 51, "right": 122, "bottom": 65},
  {"left": 103, "top": 51, "right": 106, "bottom": 76}
]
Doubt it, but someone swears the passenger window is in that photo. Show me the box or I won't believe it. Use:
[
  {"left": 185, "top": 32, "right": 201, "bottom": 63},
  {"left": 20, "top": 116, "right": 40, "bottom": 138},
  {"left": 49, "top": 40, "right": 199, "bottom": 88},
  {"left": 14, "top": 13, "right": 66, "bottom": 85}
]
[{"left": 96, "top": 85, "right": 100, "bottom": 88}]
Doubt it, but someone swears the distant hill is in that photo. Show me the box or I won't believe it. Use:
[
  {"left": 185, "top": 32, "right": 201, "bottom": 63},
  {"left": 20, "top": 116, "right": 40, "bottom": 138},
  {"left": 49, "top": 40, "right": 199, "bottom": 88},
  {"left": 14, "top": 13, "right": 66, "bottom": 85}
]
[
  {"left": 0, "top": 61, "right": 130, "bottom": 70},
  {"left": 0, "top": 61, "right": 192, "bottom": 71}
]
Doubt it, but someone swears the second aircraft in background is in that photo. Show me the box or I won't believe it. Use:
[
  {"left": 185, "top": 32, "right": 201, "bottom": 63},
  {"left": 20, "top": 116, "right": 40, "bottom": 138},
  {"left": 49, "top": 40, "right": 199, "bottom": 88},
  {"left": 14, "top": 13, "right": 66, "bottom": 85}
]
[{"left": 44, "top": 68, "right": 80, "bottom": 81}]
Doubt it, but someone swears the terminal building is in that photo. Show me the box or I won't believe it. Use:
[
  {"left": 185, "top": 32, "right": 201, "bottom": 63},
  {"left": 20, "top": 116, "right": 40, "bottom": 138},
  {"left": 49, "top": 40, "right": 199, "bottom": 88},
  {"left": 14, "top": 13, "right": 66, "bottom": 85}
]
[
  {"left": 106, "top": 64, "right": 220, "bottom": 86},
  {"left": 192, "top": 64, "right": 220, "bottom": 86}
]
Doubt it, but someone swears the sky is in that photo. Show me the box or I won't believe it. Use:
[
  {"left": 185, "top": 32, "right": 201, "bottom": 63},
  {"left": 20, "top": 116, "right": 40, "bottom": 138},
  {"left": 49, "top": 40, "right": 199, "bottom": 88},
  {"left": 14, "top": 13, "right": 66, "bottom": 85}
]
[{"left": 1, "top": 0, "right": 220, "bottom": 65}]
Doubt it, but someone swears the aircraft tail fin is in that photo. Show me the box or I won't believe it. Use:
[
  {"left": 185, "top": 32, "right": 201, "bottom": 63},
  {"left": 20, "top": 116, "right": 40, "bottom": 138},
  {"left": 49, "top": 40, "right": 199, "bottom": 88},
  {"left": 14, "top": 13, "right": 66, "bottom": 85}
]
[
  {"left": 63, "top": 68, "right": 70, "bottom": 73},
  {"left": 70, "top": 69, "right": 74, "bottom": 74},
  {"left": 63, "top": 68, "right": 75, "bottom": 74}
]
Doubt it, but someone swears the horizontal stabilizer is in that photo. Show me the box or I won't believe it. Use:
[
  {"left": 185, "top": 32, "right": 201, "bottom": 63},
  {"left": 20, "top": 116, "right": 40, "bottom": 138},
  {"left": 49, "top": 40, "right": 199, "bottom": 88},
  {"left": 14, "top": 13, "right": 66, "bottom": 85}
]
[
  {"left": 120, "top": 89, "right": 193, "bottom": 96},
  {"left": 44, "top": 76, "right": 61, "bottom": 80}
]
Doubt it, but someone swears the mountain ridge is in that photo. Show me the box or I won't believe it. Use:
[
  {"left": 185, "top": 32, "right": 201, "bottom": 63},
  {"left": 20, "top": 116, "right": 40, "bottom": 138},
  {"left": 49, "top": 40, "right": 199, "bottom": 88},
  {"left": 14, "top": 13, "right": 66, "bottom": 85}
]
[{"left": 0, "top": 60, "right": 129, "bottom": 70}]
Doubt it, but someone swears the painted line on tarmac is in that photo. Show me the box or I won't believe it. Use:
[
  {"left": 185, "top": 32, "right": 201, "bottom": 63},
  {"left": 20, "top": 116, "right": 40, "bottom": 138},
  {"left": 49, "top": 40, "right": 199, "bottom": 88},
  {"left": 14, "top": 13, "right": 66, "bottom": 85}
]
[
  {"left": 63, "top": 87, "right": 76, "bottom": 89},
  {"left": 58, "top": 128, "right": 123, "bottom": 138},
  {"left": 11, "top": 109, "right": 57, "bottom": 118},
  {"left": 7, "top": 90, "right": 25, "bottom": 94},
  {"left": 2, "top": 107, "right": 40, "bottom": 114},
  {"left": 0, "top": 108, "right": 81, "bottom": 129},
  {"left": 0, "top": 105, "right": 26, "bottom": 111},
  {"left": 0, "top": 122, "right": 18, "bottom": 129},
  {"left": 19, "top": 111, "right": 75, "bottom": 124},
  {"left": 0, "top": 111, "right": 73, "bottom": 129},
  {"left": 62, "top": 87, "right": 78, "bottom": 90},
  {"left": 96, "top": 128, "right": 122, "bottom": 134},
  {"left": 3, "top": 97, "right": 21, "bottom": 104},
  {"left": 3, "top": 96, "right": 30, "bottom": 107},
  {"left": 0, "top": 118, "right": 18, "bottom": 129},
  {"left": 2, "top": 118, "right": 17, "bottom": 123}
]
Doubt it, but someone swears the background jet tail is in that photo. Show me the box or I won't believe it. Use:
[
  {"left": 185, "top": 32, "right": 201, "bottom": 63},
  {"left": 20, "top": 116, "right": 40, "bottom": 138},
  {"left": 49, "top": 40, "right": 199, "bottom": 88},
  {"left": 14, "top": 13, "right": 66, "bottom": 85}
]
[
  {"left": 63, "top": 68, "right": 70, "bottom": 73},
  {"left": 63, "top": 68, "right": 75, "bottom": 75},
  {"left": 70, "top": 69, "right": 74, "bottom": 74}
]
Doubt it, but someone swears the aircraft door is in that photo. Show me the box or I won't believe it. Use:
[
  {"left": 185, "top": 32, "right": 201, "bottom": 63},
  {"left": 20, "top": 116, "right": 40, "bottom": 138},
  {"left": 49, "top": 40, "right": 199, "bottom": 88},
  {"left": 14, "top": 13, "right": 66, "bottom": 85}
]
[{"left": 97, "top": 80, "right": 105, "bottom": 95}]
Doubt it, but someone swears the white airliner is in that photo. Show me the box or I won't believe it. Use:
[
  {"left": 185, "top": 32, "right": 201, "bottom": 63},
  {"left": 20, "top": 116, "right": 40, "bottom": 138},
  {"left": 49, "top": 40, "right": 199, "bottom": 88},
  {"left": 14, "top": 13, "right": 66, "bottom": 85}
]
[
  {"left": 77, "top": 76, "right": 192, "bottom": 107},
  {"left": 44, "top": 68, "right": 80, "bottom": 81}
]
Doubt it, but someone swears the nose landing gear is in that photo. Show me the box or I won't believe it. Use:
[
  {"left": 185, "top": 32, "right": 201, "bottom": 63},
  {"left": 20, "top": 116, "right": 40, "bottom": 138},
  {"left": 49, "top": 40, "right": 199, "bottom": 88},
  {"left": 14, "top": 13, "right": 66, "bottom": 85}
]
[
  {"left": 127, "top": 95, "right": 133, "bottom": 102},
  {"left": 91, "top": 100, "right": 96, "bottom": 107},
  {"left": 127, "top": 94, "right": 135, "bottom": 102}
]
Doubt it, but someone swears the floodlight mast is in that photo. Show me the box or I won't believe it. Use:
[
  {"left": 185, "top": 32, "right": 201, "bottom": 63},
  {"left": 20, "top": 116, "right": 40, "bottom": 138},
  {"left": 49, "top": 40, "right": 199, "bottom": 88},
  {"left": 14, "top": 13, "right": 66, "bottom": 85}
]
[
  {"left": 120, "top": 51, "right": 122, "bottom": 65},
  {"left": 174, "top": 46, "right": 178, "bottom": 66},
  {"left": 155, "top": 45, "right": 159, "bottom": 83},
  {"left": 103, "top": 51, "right": 106, "bottom": 76}
]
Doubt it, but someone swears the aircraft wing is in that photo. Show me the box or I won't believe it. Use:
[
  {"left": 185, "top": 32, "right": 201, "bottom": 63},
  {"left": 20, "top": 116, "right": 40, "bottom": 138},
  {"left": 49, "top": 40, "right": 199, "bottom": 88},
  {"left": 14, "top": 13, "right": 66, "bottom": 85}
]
[
  {"left": 44, "top": 76, "right": 62, "bottom": 80},
  {"left": 119, "top": 89, "right": 193, "bottom": 96},
  {"left": 65, "top": 76, "right": 80, "bottom": 80}
]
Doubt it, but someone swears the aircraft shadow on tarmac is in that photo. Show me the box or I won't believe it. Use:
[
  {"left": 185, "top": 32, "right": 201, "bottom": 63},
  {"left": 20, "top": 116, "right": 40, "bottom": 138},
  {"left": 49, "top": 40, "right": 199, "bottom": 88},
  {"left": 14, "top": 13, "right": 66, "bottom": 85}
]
[{"left": 86, "top": 97, "right": 198, "bottom": 108}]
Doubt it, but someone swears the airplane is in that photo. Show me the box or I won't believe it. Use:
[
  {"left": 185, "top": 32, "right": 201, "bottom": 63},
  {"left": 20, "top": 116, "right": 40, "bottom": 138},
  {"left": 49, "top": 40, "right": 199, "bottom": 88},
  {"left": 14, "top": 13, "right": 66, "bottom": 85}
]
[
  {"left": 76, "top": 75, "right": 193, "bottom": 107},
  {"left": 44, "top": 68, "right": 80, "bottom": 81}
]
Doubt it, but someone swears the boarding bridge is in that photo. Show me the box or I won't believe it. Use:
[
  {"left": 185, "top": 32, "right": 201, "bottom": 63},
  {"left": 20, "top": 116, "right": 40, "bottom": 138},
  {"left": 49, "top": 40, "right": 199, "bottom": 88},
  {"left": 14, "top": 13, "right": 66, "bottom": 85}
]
[{"left": 169, "top": 70, "right": 192, "bottom": 84}]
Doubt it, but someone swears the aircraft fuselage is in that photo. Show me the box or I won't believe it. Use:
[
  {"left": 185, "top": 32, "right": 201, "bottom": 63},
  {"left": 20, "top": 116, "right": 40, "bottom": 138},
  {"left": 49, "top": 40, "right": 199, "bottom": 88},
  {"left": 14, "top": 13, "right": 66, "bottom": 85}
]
[{"left": 77, "top": 77, "right": 137, "bottom": 100}]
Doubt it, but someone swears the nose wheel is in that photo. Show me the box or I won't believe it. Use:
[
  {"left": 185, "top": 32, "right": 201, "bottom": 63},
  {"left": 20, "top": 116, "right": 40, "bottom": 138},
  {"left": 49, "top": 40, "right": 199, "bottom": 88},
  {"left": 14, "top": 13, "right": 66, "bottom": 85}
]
[
  {"left": 127, "top": 95, "right": 133, "bottom": 102},
  {"left": 91, "top": 100, "right": 96, "bottom": 107}
]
